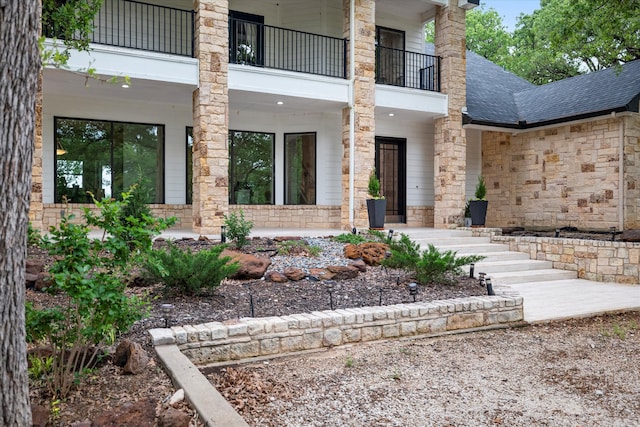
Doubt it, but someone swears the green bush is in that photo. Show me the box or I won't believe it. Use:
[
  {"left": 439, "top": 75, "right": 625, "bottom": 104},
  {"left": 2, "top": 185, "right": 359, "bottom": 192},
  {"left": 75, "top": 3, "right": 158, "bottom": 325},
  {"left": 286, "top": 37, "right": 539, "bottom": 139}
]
[
  {"left": 28, "top": 222, "right": 42, "bottom": 246},
  {"left": 381, "top": 233, "right": 421, "bottom": 269},
  {"left": 368, "top": 168, "right": 383, "bottom": 199},
  {"left": 26, "top": 190, "right": 173, "bottom": 398},
  {"left": 224, "top": 209, "right": 253, "bottom": 248},
  {"left": 277, "top": 240, "right": 321, "bottom": 256},
  {"left": 474, "top": 176, "right": 487, "bottom": 200},
  {"left": 414, "top": 244, "right": 484, "bottom": 285},
  {"left": 143, "top": 243, "right": 239, "bottom": 296},
  {"left": 333, "top": 233, "right": 367, "bottom": 244}
]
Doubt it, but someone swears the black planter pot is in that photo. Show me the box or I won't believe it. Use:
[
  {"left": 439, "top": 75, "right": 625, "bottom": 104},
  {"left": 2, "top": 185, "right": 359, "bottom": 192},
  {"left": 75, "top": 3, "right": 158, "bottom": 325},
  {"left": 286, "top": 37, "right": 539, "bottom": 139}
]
[
  {"left": 366, "top": 199, "right": 387, "bottom": 229},
  {"left": 469, "top": 200, "right": 488, "bottom": 226}
]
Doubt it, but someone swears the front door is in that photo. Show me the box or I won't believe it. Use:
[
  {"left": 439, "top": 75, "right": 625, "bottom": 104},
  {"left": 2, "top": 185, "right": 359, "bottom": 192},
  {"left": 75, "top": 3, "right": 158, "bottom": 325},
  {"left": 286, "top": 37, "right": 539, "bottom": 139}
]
[{"left": 375, "top": 137, "right": 406, "bottom": 223}]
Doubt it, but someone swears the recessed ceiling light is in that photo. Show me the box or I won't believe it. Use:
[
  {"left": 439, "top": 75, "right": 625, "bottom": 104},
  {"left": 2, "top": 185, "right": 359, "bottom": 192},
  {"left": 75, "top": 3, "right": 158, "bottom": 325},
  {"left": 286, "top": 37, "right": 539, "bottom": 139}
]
[
  {"left": 121, "top": 84, "right": 129, "bottom": 88},
  {"left": 389, "top": 113, "right": 395, "bottom": 117},
  {"left": 276, "top": 101, "right": 284, "bottom": 105}
]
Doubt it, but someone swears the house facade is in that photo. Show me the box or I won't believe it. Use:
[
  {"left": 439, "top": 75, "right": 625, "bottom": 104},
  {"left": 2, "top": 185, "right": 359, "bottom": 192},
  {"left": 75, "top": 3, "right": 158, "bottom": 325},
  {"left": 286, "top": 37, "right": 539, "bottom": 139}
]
[
  {"left": 31, "top": 0, "right": 482, "bottom": 235},
  {"left": 31, "top": 0, "right": 639, "bottom": 235}
]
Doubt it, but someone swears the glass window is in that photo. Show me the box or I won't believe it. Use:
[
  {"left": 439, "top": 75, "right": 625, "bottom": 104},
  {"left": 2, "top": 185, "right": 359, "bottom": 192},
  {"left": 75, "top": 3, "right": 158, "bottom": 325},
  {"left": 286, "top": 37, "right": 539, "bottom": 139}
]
[
  {"left": 186, "top": 127, "right": 193, "bottom": 204},
  {"left": 54, "top": 118, "right": 164, "bottom": 203},
  {"left": 285, "top": 133, "right": 316, "bottom": 205},
  {"left": 229, "top": 131, "right": 274, "bottom": 205}
]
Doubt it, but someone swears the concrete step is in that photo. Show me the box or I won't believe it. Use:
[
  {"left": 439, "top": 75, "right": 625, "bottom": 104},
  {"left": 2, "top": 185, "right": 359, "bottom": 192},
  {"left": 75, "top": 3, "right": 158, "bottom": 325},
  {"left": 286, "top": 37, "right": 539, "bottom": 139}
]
[
  {"left": 434, "top": 243, "right": 510, "bottom": 254},
  {"left": 395, "top": 229, "right": 472, "bottom": 239},
  {"left": 414, "top": 236, "right": 491, "bottom": 246},
  {"left": 471, "top": 251, "right": 532, "bottom": 262},
  {"left": 462, "top": 259, "right": 553, "bottom": 275},
  {"left": 485, "top": 268, "right": 577, "bottom": 285}
]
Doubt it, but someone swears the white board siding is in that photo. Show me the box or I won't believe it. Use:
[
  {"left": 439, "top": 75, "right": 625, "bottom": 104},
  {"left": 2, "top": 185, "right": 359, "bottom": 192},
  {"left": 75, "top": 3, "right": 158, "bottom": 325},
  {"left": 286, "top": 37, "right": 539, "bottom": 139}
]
[
  {"left": 42, "top": 93, "right": 192, "bottom": 204},
  {"left": 376, "top": 117, "right": 436, "bottom": 206}
]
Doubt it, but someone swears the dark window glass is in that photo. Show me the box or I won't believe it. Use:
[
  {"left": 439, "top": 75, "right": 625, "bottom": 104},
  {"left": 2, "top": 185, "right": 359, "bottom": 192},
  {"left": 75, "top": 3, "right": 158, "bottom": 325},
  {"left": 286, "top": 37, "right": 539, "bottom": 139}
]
[
  {"left": 285, "top": 133, "right": 316, "bottom": 205},
  {"left": 54, "top": 118, "right": 164, "bottom": 203},
  {"left": 229, "top": 131, "right": 274, "bottom": 205},
  {"left": 186, "top": 127, "right": 193, "bottom": 204}
]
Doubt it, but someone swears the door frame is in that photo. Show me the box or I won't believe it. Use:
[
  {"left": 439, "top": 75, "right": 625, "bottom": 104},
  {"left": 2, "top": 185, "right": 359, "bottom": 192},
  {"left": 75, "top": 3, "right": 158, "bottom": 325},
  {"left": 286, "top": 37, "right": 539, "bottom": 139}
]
[{"left": 375, "top": 136, "right": 407, "bottom": 223}]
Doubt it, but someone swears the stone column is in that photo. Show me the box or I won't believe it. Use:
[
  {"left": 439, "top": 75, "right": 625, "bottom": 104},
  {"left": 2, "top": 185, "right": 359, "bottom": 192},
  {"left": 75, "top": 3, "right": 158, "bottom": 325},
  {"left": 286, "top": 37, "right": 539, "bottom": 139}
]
[
  {"left": 29, "top": 71, "right": 44, "bottom": 231},
  {"left": 341, "top": 0, "right": 376, "bottom": 230},
  {"left": 192, "top": 0, "right": 229, "bottom": 235},
  {"left": 433, "top": 3, "right": 467, "bottom": 228}
]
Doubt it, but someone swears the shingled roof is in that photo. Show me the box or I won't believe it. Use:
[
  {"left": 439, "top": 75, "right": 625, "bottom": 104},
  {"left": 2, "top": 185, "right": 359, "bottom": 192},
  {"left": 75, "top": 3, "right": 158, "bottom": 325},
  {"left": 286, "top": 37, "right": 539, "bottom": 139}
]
[{"left": 463, "top": 51, "right": 640, "bottom": 129}]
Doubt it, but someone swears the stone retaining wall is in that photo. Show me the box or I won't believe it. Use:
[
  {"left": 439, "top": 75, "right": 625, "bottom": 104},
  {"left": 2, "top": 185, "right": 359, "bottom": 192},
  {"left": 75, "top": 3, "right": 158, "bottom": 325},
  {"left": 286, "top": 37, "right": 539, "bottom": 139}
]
[
  {"left": 150, "top": 294, "right": 523, "bottom": 365},
  {"left": 493, "top": 235, "right": 640, "bottom": 285}
]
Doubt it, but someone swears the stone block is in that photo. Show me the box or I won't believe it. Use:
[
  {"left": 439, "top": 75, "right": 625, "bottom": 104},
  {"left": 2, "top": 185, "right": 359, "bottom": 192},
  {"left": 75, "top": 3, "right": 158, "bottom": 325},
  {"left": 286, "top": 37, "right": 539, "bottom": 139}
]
[
  {"left": 303, "top": 331, "right": 323, "bottom": 349},
  {"left": 323, "top": 329, "right": 343, "bottom": 346},
  {"left": 382, "top": 324, "right": 399, "bottom": 338},
  {"left": 280, "top": 336, "right": 304, "bottom": 353},
  {"left": 447, "top": 313, "right": 485, "bottom": 330},
  {"left": 416, "top": 317, "right": 447, "bottom": 334},
  {"left": 361, "top": 326, "right": 382, "bottom": 342}
]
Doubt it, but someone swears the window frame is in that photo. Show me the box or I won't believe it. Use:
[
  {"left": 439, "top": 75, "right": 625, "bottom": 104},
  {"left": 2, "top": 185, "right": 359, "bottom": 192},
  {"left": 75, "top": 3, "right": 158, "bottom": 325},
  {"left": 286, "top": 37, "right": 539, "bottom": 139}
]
[
  {"left": 228, "top": 129, "right": 275, "bottom": 205},
  {"left": 186, "top": 126, "right": 193, "bottom": 205},
  {"left": 283, "top": 131, "right": 317, "bottom": 205}
]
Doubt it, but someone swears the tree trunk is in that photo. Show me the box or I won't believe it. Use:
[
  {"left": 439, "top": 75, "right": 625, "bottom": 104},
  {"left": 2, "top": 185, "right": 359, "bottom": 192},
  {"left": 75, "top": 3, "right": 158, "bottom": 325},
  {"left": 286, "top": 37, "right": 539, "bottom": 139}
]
[{"left": 0, "top": 1, "right": 41, "bottom": 425}]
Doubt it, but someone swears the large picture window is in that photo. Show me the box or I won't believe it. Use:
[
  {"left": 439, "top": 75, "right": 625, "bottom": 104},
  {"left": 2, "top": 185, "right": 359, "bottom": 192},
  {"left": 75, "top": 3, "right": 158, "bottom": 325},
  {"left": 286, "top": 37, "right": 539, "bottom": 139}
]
[
  {"left": 284, "top": 132, "right": 316, "bottom": 205},
  {"left": 186, "top": 127, "right": 193, "bottom": 204},
  {"left": 54, "top": 118, "right": 164, "bottom": 203},
  {"left": 229, "top": 131, "right": 274, "bottom": 205}
]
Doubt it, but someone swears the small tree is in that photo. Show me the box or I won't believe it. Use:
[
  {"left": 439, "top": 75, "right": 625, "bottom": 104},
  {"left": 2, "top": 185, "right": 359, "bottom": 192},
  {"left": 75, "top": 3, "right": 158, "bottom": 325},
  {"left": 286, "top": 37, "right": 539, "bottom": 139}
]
[
  {"left": 474, "top": 176, "right": 487, "bottom": 200},
  {"left": 224, "top": 209, "right": 254, "bottom": 249},
  {"left": 367, "top": 169, "right": 383, "bottom": 199}
]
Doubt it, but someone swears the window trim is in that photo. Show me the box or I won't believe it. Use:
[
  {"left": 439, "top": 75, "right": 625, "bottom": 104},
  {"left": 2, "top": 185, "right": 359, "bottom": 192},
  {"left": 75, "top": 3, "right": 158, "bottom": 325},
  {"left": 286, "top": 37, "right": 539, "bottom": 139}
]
[
  {"left": 228, "top": 129, "right": 275, "bottom": 205},
  {"left": 283, "top": 131, "right": 317, "bottom": 205},
  {"left": 53, "top": 116, "right": 166, "bottom": 204}
]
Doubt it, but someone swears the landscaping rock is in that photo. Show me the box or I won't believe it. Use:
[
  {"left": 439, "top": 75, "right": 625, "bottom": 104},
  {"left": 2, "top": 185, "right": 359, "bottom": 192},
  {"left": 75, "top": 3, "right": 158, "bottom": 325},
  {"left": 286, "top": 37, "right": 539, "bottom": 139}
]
[
  {"left": 284, "top": 267, "right": 306, "bottom": 281},
  {"left": 168, "top": 389, "right": 185, "bottom": 406},
  {"left": 327, "top": 265, "right": 359, "bottom": 280},
  {"left": 265, "top": 271, "right": 288, "bottom": 283},
  {"left": 344, "top": 243, "right": 389, "bottom": 266},
  {"left": 92, "top": 398, "right": 156, "bottom": 427},
  {"left": 221, "top": 249, "right": 271, "bottom": 279},
  {"left": 273, "top": 236, "right": 302, "bottom": 242},
  {"left": 114, "top": 340, "right": 149, "bottom": 375},
  {"left": 159, "top": 407, "right": 191, "bottom": 427},
  {"left": 26, "top": 258, "right": 45, "bottom": 275},
  {"left": 349, "top": 259, "right": 367, "bottom": 272},
  {"left": 308, "top": 268, "right": 335, "bottom": 280},
  {"left": 31, "top": 403, "right": 49, "bottom": 427}
]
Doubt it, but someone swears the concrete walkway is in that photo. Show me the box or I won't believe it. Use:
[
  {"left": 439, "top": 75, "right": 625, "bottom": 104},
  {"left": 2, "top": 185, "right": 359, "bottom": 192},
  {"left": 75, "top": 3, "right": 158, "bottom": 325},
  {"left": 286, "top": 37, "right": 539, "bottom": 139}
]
[{"left": 153, "top": 226, "right": 640, "bottom": 324}]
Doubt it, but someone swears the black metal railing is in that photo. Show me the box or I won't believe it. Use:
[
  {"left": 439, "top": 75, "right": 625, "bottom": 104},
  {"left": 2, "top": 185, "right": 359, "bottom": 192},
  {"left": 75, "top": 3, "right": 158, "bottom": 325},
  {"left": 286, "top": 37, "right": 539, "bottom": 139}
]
[
  {"left": 229, "top": 17, "right": 347, "bottom": 79},
  {"left": 43, "top": 0, "right": 195, "bottom": 57},
  {"left": 376, "top": 46, "right": 441, "bottom": 92}
]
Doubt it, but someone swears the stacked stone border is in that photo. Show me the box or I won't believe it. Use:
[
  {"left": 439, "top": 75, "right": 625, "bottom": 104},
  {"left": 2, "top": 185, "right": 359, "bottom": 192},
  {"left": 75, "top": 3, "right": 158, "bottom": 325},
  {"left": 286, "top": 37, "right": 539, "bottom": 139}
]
[
  {"left": 463, "top": 227, "right": 640, "bottom": 285},
  {"left": 150, "top": 294, "right": 523, "bottom": 365}
]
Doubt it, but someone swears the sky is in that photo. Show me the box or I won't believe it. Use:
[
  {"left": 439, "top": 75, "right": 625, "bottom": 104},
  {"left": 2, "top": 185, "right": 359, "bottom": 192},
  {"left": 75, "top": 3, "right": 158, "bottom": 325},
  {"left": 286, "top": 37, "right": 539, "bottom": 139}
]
[{"left": 480, "top": 0, "right": 541, "bottom": 31}]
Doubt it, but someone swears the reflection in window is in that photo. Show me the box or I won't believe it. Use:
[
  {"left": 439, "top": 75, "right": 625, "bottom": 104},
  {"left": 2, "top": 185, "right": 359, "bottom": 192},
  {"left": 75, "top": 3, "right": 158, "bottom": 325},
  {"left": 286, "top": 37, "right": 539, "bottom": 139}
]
[
  {"left": 229, "top": 131, "right": 274, "bottom": 205},
  {"left": 285, "top": 133, "right": 316, "bottom": 205},
  {"left": 54, "top": 118, "right": 164, "bottom": 203},
  {"left": 186, "top": 127, "right": 193, "bottom": 204}
]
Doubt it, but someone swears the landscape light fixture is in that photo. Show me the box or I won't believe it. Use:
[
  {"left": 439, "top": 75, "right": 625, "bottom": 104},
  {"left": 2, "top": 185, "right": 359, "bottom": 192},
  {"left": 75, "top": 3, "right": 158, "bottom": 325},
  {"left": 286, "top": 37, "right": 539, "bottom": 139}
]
[
  {"left": 610, "top": 226, "right": 617, "bottom": 241},
  {"left": 486, "top": 277, "right": 495, "bottom": 296},
  {"left": 326, "top": 280, "right": 336, "bottom": 310},
  {"left": 408, "top": 282, "right": 418, "bottom": 302},
  {"left": 221, "top": 225, "right": 226, "bottom": 243},
  {"left": 387, "top": 229, "right": 394, "bottom": 241},
  {"left": 478, "top": 272, "right": 486, "bottom": 286},
  {"left": 161, "top": 303, "right": 174, "bottom": 328},
  {"left": 352, "top": 227, "right": 357, "bottom": 235},
  {"left": 469, "top": 263, "right": 475, "bottom": 278},
  {"left": 555, "top": 228, "right": 560, "bottom": 238}
]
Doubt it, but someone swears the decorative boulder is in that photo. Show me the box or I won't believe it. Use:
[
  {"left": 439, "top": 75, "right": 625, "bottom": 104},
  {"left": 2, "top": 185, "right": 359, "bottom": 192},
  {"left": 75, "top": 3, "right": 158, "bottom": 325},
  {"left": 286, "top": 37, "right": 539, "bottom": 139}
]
[
  {"left": 221, "top": 249, "right": 271, "bottom": 279},
  {"left": 344, "top": 243, "right": 389, "bottom": 266},
  {"left": 327, "top": 265, "right": 359, "bottom": 280},
  {"left": 265, "top": 271, "right": 288, "bottom": 283},
  {"left": 284, "top": 267, "right": 306, "bottom": 281}
]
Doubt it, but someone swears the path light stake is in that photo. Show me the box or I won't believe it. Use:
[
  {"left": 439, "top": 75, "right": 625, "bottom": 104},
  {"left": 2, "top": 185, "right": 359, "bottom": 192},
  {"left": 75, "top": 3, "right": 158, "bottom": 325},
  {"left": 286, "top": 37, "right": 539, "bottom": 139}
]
[
  {"left": 387, "top": 229, "right": 394, "bottom": 242},
  {"left": 379, "top": 287, "right": 384, "bottom": 306},
  {"left": 161, "top": 303, "right": 174, "bottom": 328},
  {"left": 408, "top": 282, "right": 418, "bottom": 302},
  {"left": 469, "top": 263, "right": 475, "bottom": 279},
  {"left": 486, "top": 277, "right": 495, "bottom": 296},
  {"left": 221, "top": 225, "right": 226, "bottom": 243},
  {"left": 249, "top": 292, "right": 255, "bottom": 317},
  {"left": 352, "top": 227, "right": 357, "bottom": 235},
  {"left": 610, "top": 226, "right": 617, "bottom": 241},
  {"left": 327, "top": 280, "right": 335, "bottom": 310},
  {"left": 555, "top": 228, "right": 560, "bottom": 238},
  {"left": 478, "top": 272, "right": 486, "bottom": 287}
]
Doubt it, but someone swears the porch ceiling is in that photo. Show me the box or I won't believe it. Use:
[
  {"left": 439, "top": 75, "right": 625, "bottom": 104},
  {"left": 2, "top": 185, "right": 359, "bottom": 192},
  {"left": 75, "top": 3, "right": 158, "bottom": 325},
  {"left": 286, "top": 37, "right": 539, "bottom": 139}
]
[
  {"left": 42, "top": 68, "right": 195, "bottom": 106},
  {"left": 377, "top": 0, "right": 440, "bottom": 22},
  {"left": 229, "top": 89, "right": 347, "bottom": 115}
]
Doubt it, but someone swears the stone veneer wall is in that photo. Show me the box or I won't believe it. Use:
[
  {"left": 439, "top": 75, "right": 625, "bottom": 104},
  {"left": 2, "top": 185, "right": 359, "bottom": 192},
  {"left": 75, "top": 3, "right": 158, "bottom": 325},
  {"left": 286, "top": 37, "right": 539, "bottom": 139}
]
[
  {"left": 150, "top": 294, "right": 523, "bottom": 364},
  {"left": 192, "top": 0, "right": 229, "bottom": 235},
  {"left": 433, "top": 4, "right": 467, "bottom": 228},
  {"left": 42, "top": 204, "right": 193, "bottom": 230},
  {"left": 624, "top": 114, "right": 640, "bottom": 229},
  {"left": 493, "top": 235, "right": 640, "bottom": 285},
  {"left": 30, "top": 72, "right": 44, "bottom": 230},
  {"left": 229, "top": 205, "right": 341, "bottom": 229},
  {"left": 405, "top": 206, "right": 435, "bottom": 227},
  {"left": 482, "top": 117, "right": 624, "bottom": 230},
  {"left": 341, "top": 0, "right": 376, "bottom": 229}
]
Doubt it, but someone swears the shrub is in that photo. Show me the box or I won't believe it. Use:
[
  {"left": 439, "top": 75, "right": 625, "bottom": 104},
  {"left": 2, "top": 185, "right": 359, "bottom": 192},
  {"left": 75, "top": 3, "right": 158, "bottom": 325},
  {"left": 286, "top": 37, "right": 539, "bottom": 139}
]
[
  {"left": 474, "top": 175, "right": 487, "bottom": 200},
  {"left": 333, "top": 233, "right": 367, "bottom": 244},
  {"left": 381, "top": 233, "right": 421, "bottom": 269},
  {"left": 28, "top": 222, "right": 42, "bottom": 246},
  {"left": 26, "top": 191, "right": 173, "bottom": 398},
  {"left": 224, "top": 209, "right": 253, "bottom": 248},
  {"left": 277, "top": 240, "right": 321, "bottom": 256},
  {"left": 367, "top": 168, "right": 383, "bottom": 199},
  {"left": 414, "top": 244, "right": 484, "bottom": 285},
  {"left": 143, "top": 243, "right": 239, "bottom": 296}
]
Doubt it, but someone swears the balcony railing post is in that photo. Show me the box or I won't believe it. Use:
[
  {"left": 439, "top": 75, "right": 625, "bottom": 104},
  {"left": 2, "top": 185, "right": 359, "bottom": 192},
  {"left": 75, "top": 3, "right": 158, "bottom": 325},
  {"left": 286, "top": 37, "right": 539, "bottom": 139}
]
[{"left": 343, "top": 38, "right": 348, "bottom": 79}]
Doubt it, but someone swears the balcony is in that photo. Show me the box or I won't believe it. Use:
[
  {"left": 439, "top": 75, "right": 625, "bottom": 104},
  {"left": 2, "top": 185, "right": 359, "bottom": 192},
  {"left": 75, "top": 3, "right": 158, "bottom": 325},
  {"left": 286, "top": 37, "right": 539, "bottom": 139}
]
[
  {"left": 376, "top": 46, "right": 441, "bottom": 92},
  {"left": 228, "top": 17, "right": 347, "bottom": 79},
  {"left": 43, "top": 0, "right": 195, "bottom": 57}
]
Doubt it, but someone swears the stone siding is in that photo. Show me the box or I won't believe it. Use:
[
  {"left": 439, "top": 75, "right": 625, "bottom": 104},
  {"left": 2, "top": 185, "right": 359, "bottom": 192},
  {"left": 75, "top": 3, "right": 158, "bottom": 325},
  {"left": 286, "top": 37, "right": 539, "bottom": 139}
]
[
  {"left": 150, "top": 295, "right": 524, "bottom": 364},
  {"left": 493, "top": 235, "right": 640, "bottom": 285},
  {"left": 229, "top": 205, "right": 341, "bottom": 229},
  {"left": 30, "top": 72, "right": 44, "bottom": 230},
  {"left": 405, "top": 206, "right": 435, "bottom": 227},
  {"left": 433, "top": 4, "right": 467, "bottom": 228},
  {"left": 482, "top": 118, "right": 625, "bottom": 230},
  {"left": 624, "top": 114, "right": 640, "bottom": 229}
]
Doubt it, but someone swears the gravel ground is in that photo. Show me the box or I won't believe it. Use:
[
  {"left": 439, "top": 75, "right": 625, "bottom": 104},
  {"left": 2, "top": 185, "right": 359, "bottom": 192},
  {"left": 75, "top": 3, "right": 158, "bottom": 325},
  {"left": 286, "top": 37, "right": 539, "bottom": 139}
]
[{"left": 208, "top": 311, "right": 640, "bottom": 427}]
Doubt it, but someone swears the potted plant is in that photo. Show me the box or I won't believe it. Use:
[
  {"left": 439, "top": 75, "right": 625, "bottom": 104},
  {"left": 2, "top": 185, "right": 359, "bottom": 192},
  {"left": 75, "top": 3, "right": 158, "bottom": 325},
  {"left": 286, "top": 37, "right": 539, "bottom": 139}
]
[
  {"left": 469, "top": 175, "right": 488, "bottom": 226},
  {"left": 366, "top": 169, "right": 387, "bottom": 230},
  {"left": 464, "top": 201, "right": 472, "bottom": 227}
]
